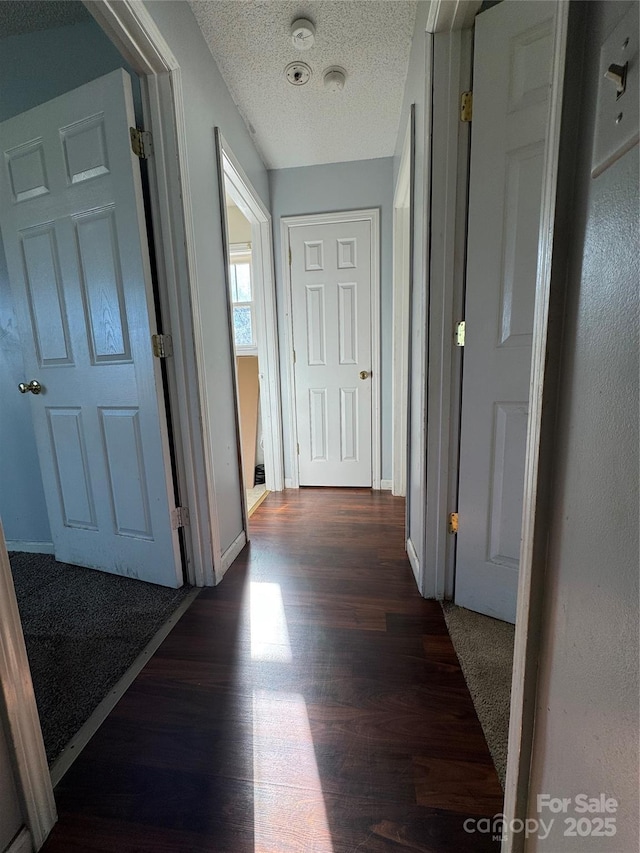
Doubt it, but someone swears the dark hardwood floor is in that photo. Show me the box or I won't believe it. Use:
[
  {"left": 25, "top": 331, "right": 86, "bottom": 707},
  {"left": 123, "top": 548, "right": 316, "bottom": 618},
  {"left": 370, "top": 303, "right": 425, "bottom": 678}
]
[{"left": 42, "top": 489, "right": 503, "bottom": 852}]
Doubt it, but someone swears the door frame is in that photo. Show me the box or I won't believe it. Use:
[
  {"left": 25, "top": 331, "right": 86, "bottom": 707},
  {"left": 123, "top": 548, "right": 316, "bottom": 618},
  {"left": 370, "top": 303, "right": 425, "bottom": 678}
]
[
  {"left": 281, "top": 209, "right": 381, "bottom": 490},
  {"left": 391, "top": 108, "right": 414, "bottom": 498},
  {"left": 422, "top": 2, "right": 570, "bottom": 850},
  {"left": 215, "top": 131, "right": 284, "bottom": 505},
  {"left": 0, "top": 523, "right": 56, "bottom": 849}
]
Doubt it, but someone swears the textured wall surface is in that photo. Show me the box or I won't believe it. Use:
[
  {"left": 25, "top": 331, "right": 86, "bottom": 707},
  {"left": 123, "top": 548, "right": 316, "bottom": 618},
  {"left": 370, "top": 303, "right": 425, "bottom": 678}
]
[
  {"left": 527, "top": 2, "right": 639, "bottom": 850},
  {"left": 269, "top": 157, "right": 394, "bottom": 482}
]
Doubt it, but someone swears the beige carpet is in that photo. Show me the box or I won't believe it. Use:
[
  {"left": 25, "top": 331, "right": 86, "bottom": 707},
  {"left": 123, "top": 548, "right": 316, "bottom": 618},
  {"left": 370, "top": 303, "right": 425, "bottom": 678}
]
[{"left": 441, "top": 601, "right": 515, "bottom": 787}]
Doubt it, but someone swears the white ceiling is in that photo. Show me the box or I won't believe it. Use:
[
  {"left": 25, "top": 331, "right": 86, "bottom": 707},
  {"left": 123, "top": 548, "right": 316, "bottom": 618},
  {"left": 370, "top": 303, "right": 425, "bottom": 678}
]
[
  {"left": 0, "top": 1, "right": 90, "bottom": 39},
  {"left": 188, "top": 1, "right": 417, "bottom": 170}
]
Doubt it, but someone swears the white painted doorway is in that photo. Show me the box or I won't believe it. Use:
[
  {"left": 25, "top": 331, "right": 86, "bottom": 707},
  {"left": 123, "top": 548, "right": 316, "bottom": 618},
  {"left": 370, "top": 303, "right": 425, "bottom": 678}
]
[
  {"left": 454, "top": 0, "right": 556, "bottom": 622},
  {"left": 215, "top": 130, "right": 283, "bottom": 530},
  {"left": 0, "top": 70, "right": 183, "bottom": 588},
  {"left": 283, "top": 210, "right": 380, "bottom": 488}
]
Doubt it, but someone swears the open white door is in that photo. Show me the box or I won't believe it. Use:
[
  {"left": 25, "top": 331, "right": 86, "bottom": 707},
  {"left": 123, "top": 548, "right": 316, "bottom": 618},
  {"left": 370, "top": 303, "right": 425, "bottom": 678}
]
[
  {"left": 289, "top": 216, "right": 374, "bottom": 487},
  {"left": 0, "top": 70, "right": 183, "bottom": 588},
  {"left": 454, "top": 1, "right": 555, "bottom": 622}
]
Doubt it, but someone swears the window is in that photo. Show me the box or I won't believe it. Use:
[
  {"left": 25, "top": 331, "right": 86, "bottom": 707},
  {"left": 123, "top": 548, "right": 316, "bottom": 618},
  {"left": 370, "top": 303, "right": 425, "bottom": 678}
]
[{"left": 229, "top": 246, "right": 255, "bottom": 351}]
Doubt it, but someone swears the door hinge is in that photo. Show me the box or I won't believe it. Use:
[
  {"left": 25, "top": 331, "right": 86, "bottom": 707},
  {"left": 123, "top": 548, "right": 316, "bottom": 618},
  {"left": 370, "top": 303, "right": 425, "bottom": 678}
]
[
  {"left": 455, "top": 320, "right": 466, "bottom": 347},
  {"left": 293, "top": 349, "right": 297, "bottom": 364},
  {"left": 171, "top": 506, "right": 190, "bottom": 530},
  {"left": 297, "top": 442, "right": 300, "bottom": 455},
  {"left": 152, "top": 333, "right": 173, "bottom": 358},
  {"left": 130, "top": 127, "right": 153, "bottom": 159},
  {"left": 289, "top": 246, "right": 292, "bottom": 266},
  {"left": 460, "top": 91, "right": 473, "bottom": 123},
  {"left": 448, "top": 512, "right": 459, "bottom": 534}
]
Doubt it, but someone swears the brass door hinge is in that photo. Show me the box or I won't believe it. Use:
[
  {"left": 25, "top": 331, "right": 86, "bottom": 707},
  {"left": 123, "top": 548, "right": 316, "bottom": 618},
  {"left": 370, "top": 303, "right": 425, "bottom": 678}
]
[
  {"left": 455, "top": 321, "right": 466, "bottom": 347},
  {"left": 296, "top": 442, "right": 300, "bottom": 455},
  {"left": 293, "top": 349, "right": 297, "bottom": 364},
  {"left": 448, "top": 512, "right": 459, "bottom": 534},
  {"left": 130, "top": 127, "right": 153, "bottom": 159},
  {"left": 171, "top": 506, "right": 190, "bottom": 529},
  {"left": 289, "top": 246, "right": 292, "bottom": 266},
  {"left": 460, "top": 91, "right": 473, "bottom": 123},
  {"left": 152, "top": 333, "right": 173, "bottom": 358}
]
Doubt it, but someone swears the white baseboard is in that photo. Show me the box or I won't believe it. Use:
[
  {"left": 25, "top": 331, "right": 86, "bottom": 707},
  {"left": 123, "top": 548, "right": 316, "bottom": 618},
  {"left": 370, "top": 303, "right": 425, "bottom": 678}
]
[
  {"left": 406, "top": 537, "right": 421, "bottom": 591},
  {"left": 5, "top": 541, "right": 54, "bottom": 556},
  {"left": 284, "top": 478, "right": 298, "bottom": 489},
  {"left": 217, "top": 530, "right": 247, "bottom": 583},
  {"left": 5, "top": 827, "right": 33, "bottom": 853},
  {"left": 380, "top": 479, "right": 393, "bottom": 491}
]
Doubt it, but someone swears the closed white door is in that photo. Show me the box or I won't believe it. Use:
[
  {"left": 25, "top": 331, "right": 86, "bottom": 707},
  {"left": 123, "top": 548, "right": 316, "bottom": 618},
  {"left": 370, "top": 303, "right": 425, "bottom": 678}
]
[
  {"left": 289, "top": 217, "right": 373, "bottom": 486},
  {"left": 455, "top": 1, "right": 555, "bottom": 622},
  {"left": 0, "top": 70, "right": 183, "bottom": 588}
]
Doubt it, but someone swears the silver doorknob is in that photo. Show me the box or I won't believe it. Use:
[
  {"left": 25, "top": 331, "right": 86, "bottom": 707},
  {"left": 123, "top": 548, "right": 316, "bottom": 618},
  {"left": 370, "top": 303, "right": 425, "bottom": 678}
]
[
  {"left": 359, "top": 370, "right": 370, "bottom": 380},
  {"left": 18, "top": 380, "right": 42, "bottom": 395}
]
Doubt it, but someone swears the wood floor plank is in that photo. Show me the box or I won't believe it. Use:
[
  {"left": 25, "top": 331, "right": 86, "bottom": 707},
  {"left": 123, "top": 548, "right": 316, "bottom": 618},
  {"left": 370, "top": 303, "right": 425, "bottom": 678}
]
[{"left": 42, "top": 488, "right": 503, "bottom": 852}]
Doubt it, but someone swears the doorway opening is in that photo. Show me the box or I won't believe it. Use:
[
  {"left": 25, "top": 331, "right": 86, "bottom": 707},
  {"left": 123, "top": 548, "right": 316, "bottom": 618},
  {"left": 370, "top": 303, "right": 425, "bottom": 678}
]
[{"left": 216, "top": 130, "right": 284, "bottom": 529}]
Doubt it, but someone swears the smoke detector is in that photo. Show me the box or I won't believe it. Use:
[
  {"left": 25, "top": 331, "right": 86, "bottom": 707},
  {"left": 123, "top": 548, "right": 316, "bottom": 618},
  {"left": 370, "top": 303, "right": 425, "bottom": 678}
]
[
  {"left": 291, "top": 18, "right": 315, "bottom": 51},
  {"left": 323, "top": 66, "right": 347, "bottom": 92},
  {"left": 285, "top": 61, "right": 312, "bottom": 86}
]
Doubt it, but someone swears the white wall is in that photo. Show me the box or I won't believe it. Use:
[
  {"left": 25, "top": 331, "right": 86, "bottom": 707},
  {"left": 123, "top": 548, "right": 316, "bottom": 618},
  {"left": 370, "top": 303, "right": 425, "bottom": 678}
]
[
  {"left": 145, "top": 0, "right": 269, "bottom": 555},
  {"left": 268, "top": 157, "right": 394, "bottom": 482},
  {"left": 0, "top": 20, "right": 142, "bottom": 546},
  {"left": 393, "top": 1, "right": 431, "bottom": 579},
  {"left": 527, "top": 2, "right": 639, "bottom": 849}
]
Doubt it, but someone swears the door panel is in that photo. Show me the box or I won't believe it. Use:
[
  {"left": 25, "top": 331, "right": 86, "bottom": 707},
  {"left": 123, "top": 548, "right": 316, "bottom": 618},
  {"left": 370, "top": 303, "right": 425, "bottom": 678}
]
[
  {"left": 290, "top": 218, "right": 372, "bottom": 487},
  {"left": 454, "top": 1, "right": 554, "bottom": 622},
  {"left": 0, "top": 70, "right": 182, "bottom": 587}
]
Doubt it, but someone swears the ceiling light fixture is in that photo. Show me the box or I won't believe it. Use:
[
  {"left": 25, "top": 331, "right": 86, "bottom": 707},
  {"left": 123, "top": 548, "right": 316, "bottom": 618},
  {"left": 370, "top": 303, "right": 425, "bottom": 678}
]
[
  {"left": 291, "top": 18, "right": 315, "bottom": 51},
  {"left": 323, "top": 66, "right": 347, "bottom": 92}
]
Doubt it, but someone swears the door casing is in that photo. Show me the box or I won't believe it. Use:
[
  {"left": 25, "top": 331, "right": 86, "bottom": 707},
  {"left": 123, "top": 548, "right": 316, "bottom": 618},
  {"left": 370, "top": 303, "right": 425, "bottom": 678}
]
[{"left": 280, "top": 209, "right": 381, "bottom": 490}]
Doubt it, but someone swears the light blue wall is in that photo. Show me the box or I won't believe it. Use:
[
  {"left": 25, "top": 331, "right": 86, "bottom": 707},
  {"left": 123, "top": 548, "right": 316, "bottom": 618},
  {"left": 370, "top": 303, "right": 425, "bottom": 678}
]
[
  {"left": 393, "top": 1, "right": 430, "bottom": 568},
  {"left": 0, "top": 20, "right": 142, "bottom": 545},
  {"left": 268, "top": 157, "right": 394, "bottom": 482},
  {"left": 145, "top": 0, "right": 270, "bottom": 553},
  {"left": 529, "top": 2, "right": 639, "bottom": 848}
]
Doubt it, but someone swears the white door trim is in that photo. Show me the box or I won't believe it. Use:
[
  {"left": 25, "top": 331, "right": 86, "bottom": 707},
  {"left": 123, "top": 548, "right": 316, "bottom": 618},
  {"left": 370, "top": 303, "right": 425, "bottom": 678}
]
[
  {"left": 424, "top": 27, "right": 472, "bottom": 601},
  {"left": 85, "top": 0, "right": 221, "bottom": 585},
  {"left": 392, "top": 110, "right": 413, "bottom": 498},
  {"left": 281, "top": 209, "right": 381, "bottom": 490},
  {"left": 217, "top": 132, "right": 285, "bottom": 498},
  {"left": 0, "top": 524, "right": 56, "bottom": 850},
  {"left": 502, "top": 3, "right": 570, "bottom": 847}
]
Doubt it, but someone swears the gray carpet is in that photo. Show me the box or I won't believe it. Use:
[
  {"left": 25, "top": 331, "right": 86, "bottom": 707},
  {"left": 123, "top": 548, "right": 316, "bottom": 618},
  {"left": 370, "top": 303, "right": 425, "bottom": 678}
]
[
  {"left": 441, "top": 601, "right": 515, "bottom": 787},
  {"left": 9, "top": 552, "right": 193, "bottom": 765}
]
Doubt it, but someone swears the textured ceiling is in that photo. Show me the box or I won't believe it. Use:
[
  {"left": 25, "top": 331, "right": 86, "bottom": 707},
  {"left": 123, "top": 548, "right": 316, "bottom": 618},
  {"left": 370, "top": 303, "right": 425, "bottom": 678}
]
[
  {"left": 0, "top": 1, "right": 90, "bottom": 38},
  {"left": 188, "top": 1, "right": 417, "bottom": 170}
]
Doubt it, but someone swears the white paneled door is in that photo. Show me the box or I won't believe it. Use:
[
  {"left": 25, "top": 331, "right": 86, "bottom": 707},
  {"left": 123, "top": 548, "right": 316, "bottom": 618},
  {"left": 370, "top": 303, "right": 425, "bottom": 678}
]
[
  {"left": 289, "top": 216, "right": 374, "bottom": 486},
  {"left": 454, "top": 1, "right": 555, "bottom": 622},
  {"left": 0, "top": 70, "right": 183, "bottom": 587}
]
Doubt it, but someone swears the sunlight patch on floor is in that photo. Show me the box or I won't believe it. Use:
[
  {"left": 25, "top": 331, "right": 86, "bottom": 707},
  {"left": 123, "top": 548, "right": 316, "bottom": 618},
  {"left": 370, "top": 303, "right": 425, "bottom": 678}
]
[
  {"left": 253, "top": 690, "right": 334, "bottom": 853},
  {"left": 250, "top": 581, "right": 292, "bottom": 663}
]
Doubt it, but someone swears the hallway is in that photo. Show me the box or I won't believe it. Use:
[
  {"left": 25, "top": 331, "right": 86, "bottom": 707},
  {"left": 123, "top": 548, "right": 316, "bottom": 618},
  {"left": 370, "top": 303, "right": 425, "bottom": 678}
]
[{"left": 42, "top": 489, "right": 502, "bottom": 852}]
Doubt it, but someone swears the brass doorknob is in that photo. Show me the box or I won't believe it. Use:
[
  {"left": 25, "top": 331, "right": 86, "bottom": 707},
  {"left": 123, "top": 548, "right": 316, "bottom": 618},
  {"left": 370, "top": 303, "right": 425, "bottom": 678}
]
[
  {"left": 18, "top": 380, "right": 42, "bottom": 395},
  {"left": 359, "top": 370, "right": 370, "bottom": 380}
]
